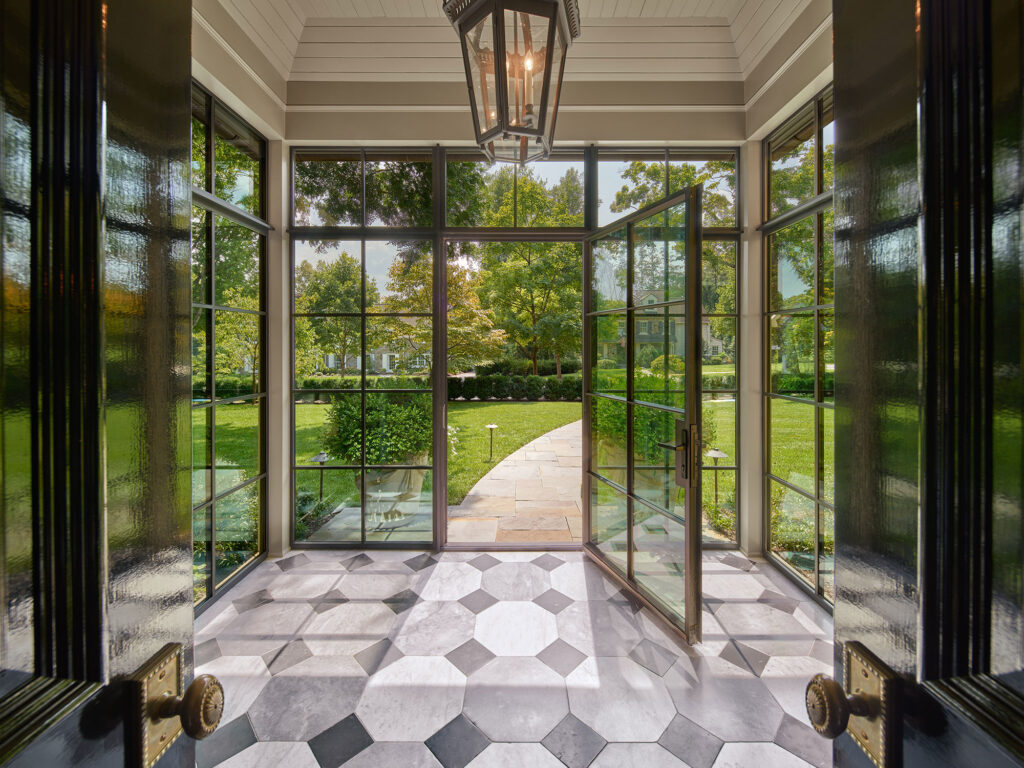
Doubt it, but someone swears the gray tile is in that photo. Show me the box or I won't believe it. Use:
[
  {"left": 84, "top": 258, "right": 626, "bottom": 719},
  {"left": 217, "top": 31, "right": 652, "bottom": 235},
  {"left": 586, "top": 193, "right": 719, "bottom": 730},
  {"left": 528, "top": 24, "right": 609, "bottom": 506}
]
[
  {"left": 480, "top": 562, "right": 551, "bottom": 601},
  {"left": 354, "top": 639, "right": 404, "bottom": 675},
  {"left": 342, "top": 553, "right": 373, "bottom": 571},
  {"left": 459, "top": 589, "right": 498, "bottom": 614},
  {"left": 774, "top": 713, "right": 831, "bottom": 768},
  {"left": 735, "top": 641, "right": 771, "bottom": 676},
  {"left": 311, "top": 589, "right": 349, "bottom": 614},
  {"left": 468, "top": 554, "right": 501, "bottom": 571},
  {"left": 556, "top": 601, "right": 642, "bottom": 657},
  {"left": 277, "top": 553, "right": 312, "bottom": 571},
  {"left": 663, "top": 664, "right": 784, "bottom": 742},
  {"left": 217, "top": 742, "right": 319, "bottom": 768},
  {"left": 425, "top": 714, "right": 490, "bottom": 768},
  {"left": 567, "top": 657, "right": 676, "bottom": 742},
  {"left": 194, "top": 638, "right": 221, "bottom": 667},
  {"left": 356, "top": 657, "right": 467, "bottom": 741},
  {"left": 537, "top": 639, "right": 586, "bottom": 677},
  {"left": 540, "top": 713, "right": 606, "bottom": 768},
  {"left": 232, "top": 589, "right": 273, "bottom": 614},
  {"left": 712, "top": 742, "right": 814, "bottom": 768},
  {"left": 405, "top": 553, "right": 438, "bottom": 571},
  {"left": 445, "top": 639, "right": 495, "bottom": 676},
  {"left": 383, "top": 588, "right": 420, "bottom": 614},
  {"left": 658, "top": 714, "right": 723, "bottom": 768},
  {"left": 465, "top": 743, "right": 567, "bottom": 767},
  {"left": 531, "top": 553, "right": 565, "bottom": 572},
  {"left": 196, "top": 715, "right": 257, "bottom": 768},
  {"left": 719, "top": 553, "right": 753, "bottom": 572},
  {"left": 309, "top": 714, "right": 374, "bottom": 768},
  {"left": 759, "top": 590, "right": 800, "bottom": 614},
  {"left": 590, "top": 743, "right": 692, "bottom": 768},
  {"left": 809, "top": 639, "right": 834, "bottom": 666},
  {"left": 342, "top": 742, "right": 442, "bottom": 768},
  {"left": 713, "top": 602, "right": 810, "bottom": 637},
  {"left": 463, "top": 657, "right": 568, "bottom": 742},
  {"left": 609, "top": 589, "right": 644, "bottom": 614},
  {"left": 534, "top": 589, "right": 573, "bottom": 615},
  {"left": 394, "top": 600, "right": 477, "bottom": 656},
  {"left": 629, "top": 638, "right": 678, "bottom": 676},
  {"left": 718, "top": 640, "right": 757, "bottom": 675},
  {"left": 263, "top": 639, "right": 313, "bottom": 675},
  {"left": 194, "top": 655, "right": 271, "bottom": 724}
]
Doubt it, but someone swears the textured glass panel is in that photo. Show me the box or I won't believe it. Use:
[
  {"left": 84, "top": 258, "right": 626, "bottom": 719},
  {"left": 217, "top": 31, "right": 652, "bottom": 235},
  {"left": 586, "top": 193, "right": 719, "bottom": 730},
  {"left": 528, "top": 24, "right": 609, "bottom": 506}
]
[
  {"left": 215, "top": 400, "right": 261, "bottom": 493},
  {"left": 633, "top": 204, "right": 687, "bottom": 305},
  {"left": 632, "top": 404, "right": 685, "bottom": 516},
  {"left": 294, "top": 240, "right": 362, "bottom": 314},
  {"left": 193, "top": 506, "right": 210, "bottom": 605},
  {"left": 702, "top": 317, "right": 735, "bottom": 385},
  {"left": 769, "top": 216, "right": 815, "bottom": 310},
  {"left": 192, "top": 308, "right": 210, "bottom": 402},
  {"left": 215, "top": 310, "right": 261, "bottom": 396},
  {"left": 364, "top": 469, "right": 433, "bottom": 544},
  {"left": 822, "top": 90, "right": 835, "bottom": 192},
  {"left": 592, "top": 228, "right": 628, "bottom": 311},
  {"left": 214, "top": 483, "right": 261, "bottom": 585},
  {"left": 769, "top": 314, "right": 815, "bottom": 397},
  {"left": 592, "top": 313, "right": 627, "bottom": 395},
  {"left": 591, "top": 478, "right": 629, "bottom": 574},
  {"left": 192, "top": 407, "right": 212, "bottom": 506},
  {"left": 768, "top": 104, "right": 815, "bottom": 217},
  {"left": 821, "top": 209, "right": 835, "bottom": 305},
  {"left": 634, "top": 508, "right": 686, "bottom": 619},
  {"left": 820, "top": 504, "right": 835, "bottom": 601},
  {"left": 446, "top": 156, "right": 509, "bottom": 227},
  {"left": 820, "top": 310, "right": 834, "bottom": 402},
  {"left": 633, "top": 305, "right": 685, "bottom": 410},
  {"left": 768, "top": 480, "right": 815, "bottom": 587},
  {"left": 214, "top": 216, "right": 262, "bottom": 309},
  {"left": 590, "top": 396, "right": 627, "bottom": 487},
  {"left": 702, "top": 239, "right": 736, "bottom": 314},
  {"left": 366, "top": 153, "right": 432, "bottom": 227},
  {"left": 669, "top": 153, "right": 737, "bottom": 228},
  {"left": 769, "top": 398, "right": 815, "bottom": 492},
  {"left": 822, "top": 406, "right": 834, "bottom": 503},
  {"left": 517, "top": 159, "right": 584, "bottom": 226},
  {"left": 294, "top": 468, "right": 361, "bottom": 543},
  {"left": 214, "top": 104, "right": 263, "bottom": 216},
  {"left": 365, "top": 240, "right": 432, "bottom": 313},
  {"left": 294, "top": 153, "right": 362, "bottom": 226},
  {"left": 191, "top": 88, "right": 209, "bottom": 190},
  {"left": 295, "top": 315, "right": 362, "bottom": 389},
  {"left": 366, "top": 317, "right": 431, "bottom": 387},
  {"left": 364, "top": 392, "right": 432, "bottom": 466},
  {"left": 597, "top": 151, "right": 665, "bottom": 227},
  {"left": 702, "top": 469, "right": 736, "bottom": 544},
  {"left": 192, "top": 205, "right": 210, "bottom": 304},
  {"left": 295, "top": 393, "right": 361, "bottom": 467}
]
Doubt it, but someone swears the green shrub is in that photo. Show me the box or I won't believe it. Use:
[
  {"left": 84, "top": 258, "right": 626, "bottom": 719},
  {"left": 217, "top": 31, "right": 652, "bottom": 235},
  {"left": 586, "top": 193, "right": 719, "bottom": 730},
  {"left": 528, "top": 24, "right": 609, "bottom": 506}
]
[
  {"left": 476, "top": 359, "right": 582, "bottom": 376},
  {"left": 491, "top": 374, "right": 512, "bottom": 399},
  {"left": 634, "top": 345, "right": 661, "bottom": 369},
  {"left": 462, "top": 377, "right": 478, "bottom": 400},
  {"left": 703, "top": 372, "right": 737, "bottom": 390},
  {"left": 322, "top": 391, "right": 431, "bottom": 465},
  {"left": 525, "top": 375, "right": 544, "bottom": 400},
  {"left": 596, "top": 358, "right": 618, "bottom": 369},
  {"left": 549, "top": 375, "right": 581, "bottom": 401},
  {"left": 650, "top": 354, "right": 684, "bottom": 373},
  {"left": 447, "top": 377, "right": 464, "bottom": 400},
  {"left": 510, "top": 376, "right": 528, "bottom": 399}
]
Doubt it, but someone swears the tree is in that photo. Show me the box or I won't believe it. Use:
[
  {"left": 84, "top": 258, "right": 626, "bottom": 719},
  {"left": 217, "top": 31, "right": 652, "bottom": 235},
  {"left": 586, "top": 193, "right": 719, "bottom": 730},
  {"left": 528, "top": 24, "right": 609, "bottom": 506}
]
[{"left": 214, "top": 287, "right": 261, "bottom": 392}]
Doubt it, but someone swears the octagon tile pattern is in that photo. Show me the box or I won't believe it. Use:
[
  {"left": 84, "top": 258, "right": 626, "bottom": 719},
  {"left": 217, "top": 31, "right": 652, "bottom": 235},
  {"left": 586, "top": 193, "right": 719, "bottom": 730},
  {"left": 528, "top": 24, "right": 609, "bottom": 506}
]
[{"left": 196, "top": 550, "right": 833, "bottom": 768}]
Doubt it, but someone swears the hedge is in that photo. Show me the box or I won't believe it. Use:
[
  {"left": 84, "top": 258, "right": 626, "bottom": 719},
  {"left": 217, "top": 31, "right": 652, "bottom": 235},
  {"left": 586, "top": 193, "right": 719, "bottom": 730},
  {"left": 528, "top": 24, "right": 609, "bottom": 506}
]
[
  {"left": 446, "top": 374, "right": 581, "bottom": 402},
  {"left": 475, "top": 359, "right": 582, "bottom": 377}
]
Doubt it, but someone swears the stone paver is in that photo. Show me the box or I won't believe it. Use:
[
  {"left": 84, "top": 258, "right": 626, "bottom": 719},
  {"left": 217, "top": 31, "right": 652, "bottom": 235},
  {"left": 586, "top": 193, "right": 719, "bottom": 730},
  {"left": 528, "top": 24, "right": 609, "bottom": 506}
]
[{"left": 448, "top": 421, "right": 582, "bottom": 544}]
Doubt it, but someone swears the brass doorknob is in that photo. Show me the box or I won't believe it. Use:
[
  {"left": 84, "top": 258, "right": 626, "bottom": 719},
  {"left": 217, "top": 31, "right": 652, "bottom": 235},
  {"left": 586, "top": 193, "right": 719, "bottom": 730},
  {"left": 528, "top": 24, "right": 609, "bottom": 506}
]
[
  {"left": 805, "top": 673, "right": 877, "bottom": 738},
  {"left": 153, "top": 674, "right": 224, "bottom": 739}
]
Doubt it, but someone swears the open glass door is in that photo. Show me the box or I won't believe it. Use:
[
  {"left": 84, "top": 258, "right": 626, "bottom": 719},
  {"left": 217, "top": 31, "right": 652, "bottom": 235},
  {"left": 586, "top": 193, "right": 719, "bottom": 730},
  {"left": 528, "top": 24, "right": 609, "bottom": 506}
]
[{"left": 583, "top": 187, "right": 703, "bottom": 641}]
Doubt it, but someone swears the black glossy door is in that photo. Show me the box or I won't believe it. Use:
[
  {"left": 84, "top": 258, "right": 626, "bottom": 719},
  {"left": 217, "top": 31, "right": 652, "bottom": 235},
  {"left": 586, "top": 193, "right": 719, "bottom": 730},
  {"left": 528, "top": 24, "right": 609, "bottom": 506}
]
[
  {"left": 0, "top": 0, "right": 193, "bottom": 765},
  {"left": 833, "top": 0, "right": 1024, "bottom": 765}
]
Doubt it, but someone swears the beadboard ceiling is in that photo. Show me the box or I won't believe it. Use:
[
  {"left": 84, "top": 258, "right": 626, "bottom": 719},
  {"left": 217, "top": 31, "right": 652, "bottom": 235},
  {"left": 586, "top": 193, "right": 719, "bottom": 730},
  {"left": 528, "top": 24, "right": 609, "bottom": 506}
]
[{"left": 212, "top": 0, "right": 813, "bottom": 83}]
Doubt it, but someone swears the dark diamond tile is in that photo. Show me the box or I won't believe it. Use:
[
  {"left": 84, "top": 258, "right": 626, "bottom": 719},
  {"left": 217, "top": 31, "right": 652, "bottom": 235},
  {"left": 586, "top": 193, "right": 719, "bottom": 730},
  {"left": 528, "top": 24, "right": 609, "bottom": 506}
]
[
  {"left": 309, "top": 713, "right": 374, "bottom": 768},
  {"left": 534, "top": 588, "right": 573, "bottom": 615},
  {"left": 404, "top": 553, "right": 437, "bottom": 572},
  {"left": 342, "top": 553, "right": 373, "bottom": 571},
  {"left": 759, "top": 590, "right": 800, "bottom": 614},
  {"left": 610, "top": 588, "right": 643, "bottom": 613},
  {"left": 540, "top": 713, "right": 606, "bottom": 768},
  {"left": 445, "top": 639, "right": 495, "bottom": 677},
  {"left": 703, "top": 596, "right": 725, "bottom": 614},
  {"left": 536, "top": 639, "right": 586, "bottom": 677},
  {"left": 263, "top": 639, "right": 313, "bottom": 675},
  {"left": 628, "top": 638, "right": 677, "bottom": 676},
  {"left": 277, "top": 553, "right": 311, "bottom": 571},
  {"left": 312, "top": 589, "right": 349, "bottom": 614},
  {"left": 531, "top": 553, "right": 564, "bottom": 572},
  {"left": 658, "top": 714, "right": 723, "bottom": 768},
  {"left": 810, "top": 639, "right": 834, "bottom": 665},
  {"left": 720, "top": 553, "right": 753, "bottom": 572},
  {"left": 383, "top": 588, "right": 420, "bottom": 615},
  {"left": 425, "top": 714, "right": 489, "bottom": 768},
  {"left": 194, "top": 638, "right": 222, "bottom": 667},
  {"left": 354, "top": 638, "right": 404, "bottom": 675},
  {"left": 775, "top": 713, "right": 831, "bottom": 768},
  {"left": 719, "top": 640, "right": 758, "bottom": 674},
  {"left": 734, "top": 640, "right": 771, "bottom": 676},
  {"left": 468, "top": 554, "right": 501, "bottom": 571},
  {"left": 232, "top": 589, "right": 273, "bottom": 614},
  {"left": 196, "top": 714, "right": 257, "bottom": 768},
  {"left": 458, "top": 588, "right": 498, "bottom": 614}
]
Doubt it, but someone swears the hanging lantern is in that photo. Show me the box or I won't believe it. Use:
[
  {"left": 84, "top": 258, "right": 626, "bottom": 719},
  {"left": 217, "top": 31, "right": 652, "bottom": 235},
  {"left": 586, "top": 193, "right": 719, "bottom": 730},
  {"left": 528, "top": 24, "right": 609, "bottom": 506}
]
[{"left": 444, "top": 0, "right": 581, "bottom": 164}]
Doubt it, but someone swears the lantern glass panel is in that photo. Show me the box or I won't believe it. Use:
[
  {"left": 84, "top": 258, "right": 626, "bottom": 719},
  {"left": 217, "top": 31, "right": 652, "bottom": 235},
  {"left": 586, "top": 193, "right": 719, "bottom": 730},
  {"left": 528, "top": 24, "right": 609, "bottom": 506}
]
[
  {"left": 503, "top": 9, "right": 550, "bottom": 134},
  {"left": 544, "top": 27, "right": 566, "bottom": 147},
  {"left": 465, "top": 14, "right": 498, "bottom": 136}
]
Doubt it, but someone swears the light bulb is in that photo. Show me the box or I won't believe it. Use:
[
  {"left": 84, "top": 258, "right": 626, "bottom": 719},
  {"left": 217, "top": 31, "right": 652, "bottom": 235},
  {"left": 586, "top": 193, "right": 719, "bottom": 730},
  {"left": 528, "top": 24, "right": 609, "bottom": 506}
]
[{"left": 525, "top": 56, "right": 533, "bottom": 71}]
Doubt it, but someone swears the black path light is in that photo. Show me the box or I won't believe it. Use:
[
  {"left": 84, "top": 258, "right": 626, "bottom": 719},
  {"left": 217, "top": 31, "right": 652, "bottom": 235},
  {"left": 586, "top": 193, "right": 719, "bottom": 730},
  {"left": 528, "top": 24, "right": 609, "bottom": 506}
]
[
  {"left": 444, "top": 0, "right": 581, "bottom": 164},
  {"left": 310, "top": 452, "right": 330, "bottom": 500}
]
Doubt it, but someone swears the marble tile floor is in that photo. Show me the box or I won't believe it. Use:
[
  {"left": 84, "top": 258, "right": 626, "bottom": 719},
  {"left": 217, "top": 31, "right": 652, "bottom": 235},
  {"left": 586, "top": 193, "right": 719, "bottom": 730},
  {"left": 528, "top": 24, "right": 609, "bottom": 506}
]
[
  {"left": 447, "top": 421, "right": 583, "bottom": 544},
  {"left": 194, "top": 549, "right": 833, "bottom": 768}
]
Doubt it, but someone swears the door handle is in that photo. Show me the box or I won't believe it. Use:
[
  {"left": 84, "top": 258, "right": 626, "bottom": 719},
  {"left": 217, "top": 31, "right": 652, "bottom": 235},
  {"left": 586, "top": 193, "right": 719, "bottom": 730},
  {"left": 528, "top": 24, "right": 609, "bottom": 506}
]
[{"left": 805, "top": 641, "right": 901, "bottom": 768}]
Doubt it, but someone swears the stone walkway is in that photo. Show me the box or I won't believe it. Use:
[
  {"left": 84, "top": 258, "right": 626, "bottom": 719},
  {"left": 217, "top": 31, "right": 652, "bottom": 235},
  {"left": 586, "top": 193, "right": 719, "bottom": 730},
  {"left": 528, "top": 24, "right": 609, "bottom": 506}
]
[{"left": 447, "top": 421, "right": 583, "bottom": 544}]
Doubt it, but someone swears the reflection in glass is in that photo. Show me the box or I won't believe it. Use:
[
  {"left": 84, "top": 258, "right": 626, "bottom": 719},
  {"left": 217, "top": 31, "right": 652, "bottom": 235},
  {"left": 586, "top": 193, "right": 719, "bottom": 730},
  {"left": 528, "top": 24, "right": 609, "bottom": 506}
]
[
  {"left": 590, "top": 396, "right": 627, "bottom": 487},
  {"left": 768, "top": 105, "right": 815, "bottom": 217},
  {"left": 669, "top": 153, "right": 736, "bottom": 228},
  {"left": 768, "top": 480, "right": 815, "bottom": 587},
  {"left": 769, "top": 314, "right": 815, "bottom": 396},
  {"left": 366, "top": 317, "right": 431, "bottom": 386},
  {"left": 192, "top": 309, "right": 210, "bottom": 402},
  {"left": 633, "top": 204, "right": 687, "bottom": 305},
  {"left": 591, "top": 478, "right": 629, "bottom": 574},
  {"left": 192, "top": 205, "right": 209, "bottom": 304},
  {"left": 215, "top": 402, "right": 261, "bottom": 493},
  {"left": 592, "top": 313, "right": 627, "bottom": 394},
  {"left": 822, "top": 406, "right": 834, "bottom": 502},
  {"left": 215, "top": 483, "right": 261, "bottom": 585},
  {"left": 295, "top": 468, "right": 361, "bottom": 542},
  {"left": 769, "top": 216, "right": 815, "bottom": 310},
  {"left": 294, "top": 153, "right": 362, "bottom": 226},
  {"left": 592, "top": 229, "right": 628, "bottom": 310},
  {"left": 633, "top": 305, "right": 685, "bottom": 410},
  {"left": 214, "top": 104, "right": 263, "bottom": 216},
  {"left": 703, "top": 317, "right": 735, "bottom": 383},
  {"left": 820, "top": 310, "right": 834, "bottom": 401},
  {"left": 215, "top": 310, "right": 261, "bottom": 396},
  {"left": 366, "top": 153, "right": 432, "bottom": 227},
  {"left": 634, "top": 507, "right": 686, "bottom": 617},
  {"left": 819, "top": 504, "right": 834, "bottom": 601},
  {"left": 363, "top": 469, "right": 433, "bottom": 543},
  {"left": 822, "top": 91, "right": 834, "bottom": 192},
  {"left": 191, "top": 88, "right": 209, "bottom": 190},
  {"left": 702, "top": 240, "right": 736, "bottom": 314},
  {"left": 821, "top": 209, "right": 834, "bottom": 304},
  {"left": 632, "top": 404, "right": 685, "bottom": 516},
  {"left": 294, "top": 240, "right": 362, "bottom": 313},
  {"left": 193, "top": 506, "right": 210, "bottom": 605},
  {"left": 295, "top": 316, "right": 362, "bottom": 389},
  {"left": 365, "top": 240, "right": 432, "bottom": 313},
  {"left": 214, "top": 216, "right": 261, "bottom": 308},
  {"left": 192, "top": 407, "right": 212, "bottom": 506},
  {"left": 769, "top": 397, "right": 815, "bottom": 492}
]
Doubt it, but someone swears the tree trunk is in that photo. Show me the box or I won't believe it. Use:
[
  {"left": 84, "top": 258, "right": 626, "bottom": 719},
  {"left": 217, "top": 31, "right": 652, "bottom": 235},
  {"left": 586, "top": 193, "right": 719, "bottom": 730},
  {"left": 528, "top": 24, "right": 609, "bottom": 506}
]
[
  {"left": 555, "top": 350, "right": 562, "bottom": 380},
  {"left": 531, "top": 348, "right": 538, "bottom": 375}
]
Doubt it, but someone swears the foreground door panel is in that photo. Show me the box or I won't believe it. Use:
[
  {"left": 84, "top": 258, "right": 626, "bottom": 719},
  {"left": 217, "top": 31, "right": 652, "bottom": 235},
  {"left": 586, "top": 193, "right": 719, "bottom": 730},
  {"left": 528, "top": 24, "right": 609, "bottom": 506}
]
[{"left": 583, "top": 187, "right": 703, "bottom": 641}]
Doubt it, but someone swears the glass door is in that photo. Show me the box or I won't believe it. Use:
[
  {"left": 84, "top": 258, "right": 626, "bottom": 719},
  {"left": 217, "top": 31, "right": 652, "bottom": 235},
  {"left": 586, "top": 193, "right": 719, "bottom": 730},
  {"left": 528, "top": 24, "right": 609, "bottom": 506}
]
[{"left": 583, "top": 187, "right": 703, "bottom": 641}]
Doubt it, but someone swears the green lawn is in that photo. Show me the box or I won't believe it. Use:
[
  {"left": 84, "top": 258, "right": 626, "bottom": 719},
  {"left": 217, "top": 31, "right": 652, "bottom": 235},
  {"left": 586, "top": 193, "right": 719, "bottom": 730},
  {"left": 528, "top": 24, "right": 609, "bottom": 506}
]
[{"left": 447, "top": 401, "right": 582, "bottom": 504}]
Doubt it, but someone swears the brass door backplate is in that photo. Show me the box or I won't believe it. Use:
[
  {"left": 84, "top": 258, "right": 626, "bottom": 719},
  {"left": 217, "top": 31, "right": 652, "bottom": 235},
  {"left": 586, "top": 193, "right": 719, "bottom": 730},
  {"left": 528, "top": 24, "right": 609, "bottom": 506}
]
[
  {"left": 127, "top": 643, "right": 185, "bottom": 768},
  {"left": 843, "top": 641, "right": 902, "bottom": 768}
]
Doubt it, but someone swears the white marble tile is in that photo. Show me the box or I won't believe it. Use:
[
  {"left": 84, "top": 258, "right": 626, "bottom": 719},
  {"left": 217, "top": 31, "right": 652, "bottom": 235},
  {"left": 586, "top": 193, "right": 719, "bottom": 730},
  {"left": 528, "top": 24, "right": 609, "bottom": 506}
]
[
  {"left": 355, "top": 656, "right": 466, "bottom": 741},
  {"left": 340, "top": 741, "right": 442, "bottom": 768},
  {"left": 566, "top": 657, "right": 676, "bottom": 742},
  {"left": 550, "top": 563, "right": 618, "bottom": 601},
  {"left": 392, "top": 600, "right": 477, "bottom": 656},
  {"left": 302, "top": 601, "right": 397, "bottom": 656},
  {"left": 556, "top": 601, "right": 642, "bottom": 657},
  {"left": 590, "top": 743, "right": 693, "bottom": 768},
  {"left": 475, "top": 601, "right": 558, "bottom": 656},
  {"left": 216, "top": 741, "right": 320, "bottom": 768},
  {"left": 463, "top": 657, "right": 568, "bottom": 741},
  {"left": 340, "top": 571, "right": 417, "bottom": 600},
  {"left": 712, "top": 742, "right": 814, "bottom": 768},
  {"left": 466, "top": 743, "right": 567, "bottom": 768},
  {"left": 194, "top": 655, "right": 270, "bottom": 725},
  {"left": 480, "top": 562, "right": 551, "bottom": 600},
  {"left": 417, "top": 562, "right": 483, "bottom": 601},
  {"left": 759, "top": 655, "right": 833, "bottom": 725},
  {"left": 266, "top": 573, "right": 342, "bottom": 600}
]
